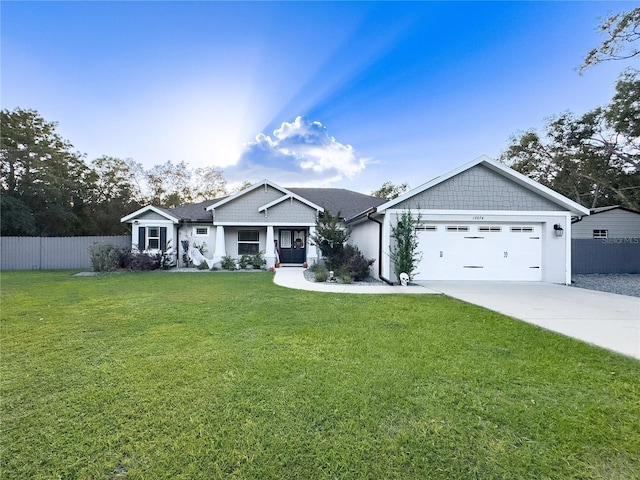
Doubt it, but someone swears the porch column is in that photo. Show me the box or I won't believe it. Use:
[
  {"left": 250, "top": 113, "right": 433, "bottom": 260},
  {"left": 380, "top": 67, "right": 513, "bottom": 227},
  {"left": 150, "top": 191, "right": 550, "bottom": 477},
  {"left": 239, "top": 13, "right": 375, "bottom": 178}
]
[
  {"left": 307, "top": 225, "right": 318, "bottom": 265},
  {"left": 213, "top": 225, "right": 226, "bottom": 259},
  {"left": 265, "top": 225, "right": 276, "bottom": 269}
]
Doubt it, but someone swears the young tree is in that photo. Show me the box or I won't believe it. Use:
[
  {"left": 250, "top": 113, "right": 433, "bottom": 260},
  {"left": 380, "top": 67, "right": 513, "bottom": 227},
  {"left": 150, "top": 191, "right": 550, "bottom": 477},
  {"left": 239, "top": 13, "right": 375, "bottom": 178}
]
[
  {"left": 309, "top": 210, "right": 350, "bottom": 270},
  {"left": 388, "top": 210, "right": 422, "bottom": 282}
]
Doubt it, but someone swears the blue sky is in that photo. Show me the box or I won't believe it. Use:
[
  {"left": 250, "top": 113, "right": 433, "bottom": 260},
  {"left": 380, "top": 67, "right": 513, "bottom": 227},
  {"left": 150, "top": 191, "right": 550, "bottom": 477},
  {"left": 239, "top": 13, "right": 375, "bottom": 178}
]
[{"left": 2, "top": 1, "right": 635, "bottom": 193}]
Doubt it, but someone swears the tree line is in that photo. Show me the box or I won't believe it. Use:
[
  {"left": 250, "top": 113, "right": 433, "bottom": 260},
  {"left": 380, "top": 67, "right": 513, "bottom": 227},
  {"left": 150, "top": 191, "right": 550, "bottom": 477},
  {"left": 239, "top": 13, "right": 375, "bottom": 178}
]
[{"left": 1, "top": 108, "right": 230, "bottom": 236}]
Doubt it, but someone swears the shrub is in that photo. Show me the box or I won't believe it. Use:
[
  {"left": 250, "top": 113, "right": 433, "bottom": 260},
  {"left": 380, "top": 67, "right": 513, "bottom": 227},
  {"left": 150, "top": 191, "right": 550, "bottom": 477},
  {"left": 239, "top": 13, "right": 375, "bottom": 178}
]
[
  {"left": 89, "top": 243, "right": 123, "bottom": 272},
  {"left": 221, "top": 255, "right": 236, "bottom": 271},
  {"left": 239, "top": 254, "right": 252, "bottom": 269},
  {"left": 197, "top": 260, "right": 210, "bottom": 270},
  {"left": 343, "top": 244, "right": 375, "bottom": 281},
  {"left": 130, "top": 252, "right": 161, "bottom": 271},
  {"left": 310, "top": 263, "right": 328, "bottom": 282},
  {"left": 251, "top": 252, "right": 266, "bottom": 269}
]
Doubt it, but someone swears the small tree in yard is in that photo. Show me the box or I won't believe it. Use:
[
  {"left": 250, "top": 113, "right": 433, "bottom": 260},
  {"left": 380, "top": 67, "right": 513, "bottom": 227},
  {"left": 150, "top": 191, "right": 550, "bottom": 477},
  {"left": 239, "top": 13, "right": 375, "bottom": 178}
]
[
  {"left": 389, "top": 210, "right": 422, "bottom": 282},
  {"left": 309, "top": 210, "right": 350, "bottom": 270}
]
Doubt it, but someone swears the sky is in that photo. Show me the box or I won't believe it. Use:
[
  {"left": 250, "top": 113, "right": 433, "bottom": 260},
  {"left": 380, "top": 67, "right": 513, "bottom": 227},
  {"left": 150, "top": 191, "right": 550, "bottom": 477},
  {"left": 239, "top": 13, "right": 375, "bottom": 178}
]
[{"left": 2, "top": 1, "right": 636, "bottom": 194}]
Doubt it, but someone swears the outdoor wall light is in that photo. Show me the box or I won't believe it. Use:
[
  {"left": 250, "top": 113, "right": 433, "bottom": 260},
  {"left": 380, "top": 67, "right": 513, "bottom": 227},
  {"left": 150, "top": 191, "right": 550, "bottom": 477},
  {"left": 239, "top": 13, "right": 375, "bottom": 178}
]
[{"left": 554, "top": 224, "right": 564, "bottom": 237}]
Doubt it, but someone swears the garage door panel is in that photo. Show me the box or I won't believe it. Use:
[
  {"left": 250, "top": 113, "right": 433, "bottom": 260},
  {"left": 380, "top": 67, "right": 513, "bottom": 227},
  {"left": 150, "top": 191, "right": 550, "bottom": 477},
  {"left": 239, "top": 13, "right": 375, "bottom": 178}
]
[{"left": 415, "top": 224, "right": 542, "bottom": 281}]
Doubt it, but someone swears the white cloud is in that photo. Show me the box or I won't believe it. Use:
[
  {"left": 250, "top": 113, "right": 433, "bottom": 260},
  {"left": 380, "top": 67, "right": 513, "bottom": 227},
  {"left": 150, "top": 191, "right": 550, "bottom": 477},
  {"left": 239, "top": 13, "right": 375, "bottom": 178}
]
[{"left": 225, "top": 116, "right": 366, "bottom": 185}]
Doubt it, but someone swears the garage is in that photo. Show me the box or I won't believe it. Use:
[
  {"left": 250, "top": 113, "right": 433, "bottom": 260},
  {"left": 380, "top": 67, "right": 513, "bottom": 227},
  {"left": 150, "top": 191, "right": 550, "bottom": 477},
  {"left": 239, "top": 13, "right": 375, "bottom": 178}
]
[
  {"left": 348, "top": 156, "right": 590, "bottom": 284},
  {"left": 414, "top": 223, "right": 542, "bottom": 281}
]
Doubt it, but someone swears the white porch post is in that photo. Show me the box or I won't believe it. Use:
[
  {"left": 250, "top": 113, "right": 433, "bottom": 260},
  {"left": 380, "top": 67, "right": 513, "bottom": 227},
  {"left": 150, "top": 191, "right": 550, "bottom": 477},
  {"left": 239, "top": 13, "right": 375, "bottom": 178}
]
[
  {"left": 307, "top": 225, "right": 318, "bottom": 265},
  {"left": 265, "top": 225, "right": 275, "bottom": 269},
  {"left": 213, "top": 225, "right": 226, "bottom": 258}
]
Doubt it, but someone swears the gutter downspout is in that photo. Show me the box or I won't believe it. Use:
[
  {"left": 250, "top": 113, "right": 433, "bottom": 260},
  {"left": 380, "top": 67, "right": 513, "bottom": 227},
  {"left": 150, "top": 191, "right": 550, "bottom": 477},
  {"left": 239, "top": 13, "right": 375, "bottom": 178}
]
[{"left": 366, "top": 210, "right": 395, "bottom": 285}]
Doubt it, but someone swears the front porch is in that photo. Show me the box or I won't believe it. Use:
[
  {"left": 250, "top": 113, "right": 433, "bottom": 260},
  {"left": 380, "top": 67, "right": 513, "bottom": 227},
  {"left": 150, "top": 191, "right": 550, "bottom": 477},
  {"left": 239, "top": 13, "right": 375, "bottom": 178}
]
[{"left": 210, "top": 224, "right": 318, "bottom": 269}]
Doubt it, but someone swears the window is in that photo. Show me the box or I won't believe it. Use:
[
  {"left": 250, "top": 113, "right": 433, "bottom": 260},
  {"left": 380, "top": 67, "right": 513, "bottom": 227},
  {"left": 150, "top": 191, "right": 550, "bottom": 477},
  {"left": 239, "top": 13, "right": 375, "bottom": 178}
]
[
  {"left": 148, "top": 227, "right": 160, "bottom": 250},
  {"left": 415, "top": 226, "right": 437, "bottom": 232},
  {"left": 446, "top": 226, "right": 469, "bottom": 232},
  {"left": 478, "top": 226, "right": 502, "bottom": 232},
  {"left": 195, "top": 227, "right": 209, "bottom": 236},
  {"left": 137, "top": 226, "right": 167, "bottom": 251},
  {"left": 593, "top": 229, "right": 608, "bottom": 239},
  {"left": 238, "top": 230, "right": 259, "bottom": 254},
  {"left": 511, "top": 227, "right": 534, "bottom": 233}
]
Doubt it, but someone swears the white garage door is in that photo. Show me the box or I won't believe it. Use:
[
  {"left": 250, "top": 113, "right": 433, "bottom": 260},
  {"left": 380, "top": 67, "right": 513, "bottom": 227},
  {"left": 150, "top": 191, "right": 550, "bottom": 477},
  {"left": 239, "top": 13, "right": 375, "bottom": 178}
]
[{"left": 414, "top": 224, "right": 542, "bottom": 281}]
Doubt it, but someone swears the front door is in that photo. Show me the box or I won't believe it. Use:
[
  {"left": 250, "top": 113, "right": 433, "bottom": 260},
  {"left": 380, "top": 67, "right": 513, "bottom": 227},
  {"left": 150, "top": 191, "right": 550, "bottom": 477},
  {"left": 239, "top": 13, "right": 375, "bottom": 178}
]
[{"left": 279, "top": 229, "right": 306, "bottom": 264}]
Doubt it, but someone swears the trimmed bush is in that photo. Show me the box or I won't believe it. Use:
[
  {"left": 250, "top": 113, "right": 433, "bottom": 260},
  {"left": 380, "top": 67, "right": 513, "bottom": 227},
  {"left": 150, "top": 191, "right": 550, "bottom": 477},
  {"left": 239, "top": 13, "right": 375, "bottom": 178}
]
[{"left": 89, "top": 243, "right": 124, "bottom": 272}]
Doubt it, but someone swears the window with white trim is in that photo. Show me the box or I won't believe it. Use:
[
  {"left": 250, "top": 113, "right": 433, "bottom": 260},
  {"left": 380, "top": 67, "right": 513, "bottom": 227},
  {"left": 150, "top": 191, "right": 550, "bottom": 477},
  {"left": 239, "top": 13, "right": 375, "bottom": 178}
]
[
  {"left": 238, "top": 230, "right": 259, "bottom": 254},
  {"left": 148, "top": 227, "right": 160, "bottom": 250},
  {"left": 195, "top": 227, "right": 209, "bottom": 236},
  {"left": 593, "top": 229, "right": 608, "bottom": 239}
]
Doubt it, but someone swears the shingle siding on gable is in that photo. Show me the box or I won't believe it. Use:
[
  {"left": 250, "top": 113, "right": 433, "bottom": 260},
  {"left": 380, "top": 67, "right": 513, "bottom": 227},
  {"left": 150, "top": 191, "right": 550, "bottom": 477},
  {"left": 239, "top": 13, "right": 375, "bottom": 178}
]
[
  {"left": 264, "top": 199, "right": 317, "bottom": 223},
  {"left": 138, "top": 211, "right": 170, "bottom": 221},
  {"left": 394, "top": 164, "right": 563, "bottom": 211},
  {"left": 214, "top": 185, "right": 315, "bottom": 223}
]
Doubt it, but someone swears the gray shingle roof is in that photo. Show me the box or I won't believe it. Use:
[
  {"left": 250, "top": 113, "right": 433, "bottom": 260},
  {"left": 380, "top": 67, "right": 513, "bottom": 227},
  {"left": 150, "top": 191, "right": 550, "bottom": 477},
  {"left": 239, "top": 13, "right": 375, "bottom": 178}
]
[
  {"left": 288, "top": 188, "right": 386, "bottom": 220},
  {"left": 164, "top": 188, "right": 385, "bottom": 222}
]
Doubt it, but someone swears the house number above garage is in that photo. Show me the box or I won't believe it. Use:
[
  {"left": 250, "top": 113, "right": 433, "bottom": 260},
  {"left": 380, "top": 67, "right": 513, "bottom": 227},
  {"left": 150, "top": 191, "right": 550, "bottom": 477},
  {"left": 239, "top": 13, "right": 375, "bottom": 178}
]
[{"left": 472, "top": 216, "right": 484, "bottom": 220}]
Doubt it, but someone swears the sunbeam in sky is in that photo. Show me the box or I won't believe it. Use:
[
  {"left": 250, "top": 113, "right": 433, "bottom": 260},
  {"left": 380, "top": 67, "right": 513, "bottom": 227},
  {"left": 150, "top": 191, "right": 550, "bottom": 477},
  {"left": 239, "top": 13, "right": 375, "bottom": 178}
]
[{"left": 1, "top": 1, "right": 634, "bottom": 193}]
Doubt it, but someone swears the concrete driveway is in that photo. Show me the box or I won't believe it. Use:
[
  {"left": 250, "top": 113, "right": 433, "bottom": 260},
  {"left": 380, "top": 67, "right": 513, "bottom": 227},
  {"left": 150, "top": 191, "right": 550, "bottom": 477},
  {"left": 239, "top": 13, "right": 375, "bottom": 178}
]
[{"left": 417, "top": 281, "right": 640, "bottom": 360}]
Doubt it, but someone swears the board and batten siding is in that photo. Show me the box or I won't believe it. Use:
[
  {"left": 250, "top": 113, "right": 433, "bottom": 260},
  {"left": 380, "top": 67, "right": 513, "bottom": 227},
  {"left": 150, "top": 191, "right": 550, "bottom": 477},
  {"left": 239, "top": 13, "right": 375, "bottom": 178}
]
[
  {"left": 0, "top": 236, "right": 131, "bottom": 270},
  {"left": 572, "top": 209, "right": 640, "bottom": 239}
]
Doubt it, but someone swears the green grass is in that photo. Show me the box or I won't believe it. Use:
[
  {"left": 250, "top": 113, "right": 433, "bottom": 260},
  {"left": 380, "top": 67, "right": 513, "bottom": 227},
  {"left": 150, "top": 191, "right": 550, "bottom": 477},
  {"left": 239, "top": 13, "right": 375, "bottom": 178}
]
[{"left": 1, "top": 271, "right": 639, "bottom": 479}]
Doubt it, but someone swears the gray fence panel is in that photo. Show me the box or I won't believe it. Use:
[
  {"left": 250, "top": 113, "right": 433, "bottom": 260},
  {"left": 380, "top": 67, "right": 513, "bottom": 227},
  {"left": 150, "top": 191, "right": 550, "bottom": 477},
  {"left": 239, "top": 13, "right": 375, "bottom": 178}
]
[
  {"left": 572, "top": 238, "right": 640, "bottom": 274},
  {"left": 0, "top": 236, "right": 131, "bottom": 271}
]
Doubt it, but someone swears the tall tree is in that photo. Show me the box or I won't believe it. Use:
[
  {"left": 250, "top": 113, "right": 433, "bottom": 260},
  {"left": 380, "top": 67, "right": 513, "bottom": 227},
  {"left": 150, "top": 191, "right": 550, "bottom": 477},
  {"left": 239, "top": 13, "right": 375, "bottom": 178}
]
[
  {"left": 500, "top": 76, "right": 639, "bottom": 210},
  {"left": 581, "top": 7, "right": 640, "bottom": 74},
  {"left": 193, "top": 165, "right": 228, "bottom": 201},
  {"left": 371, "top": 181, "right": 409, "bottom": 200},
  {"left": 88, "top": 156, "right": 143, "bottom": 234},
  {"left": 1, "top": 108, "right": 93, "bottom": 235}
]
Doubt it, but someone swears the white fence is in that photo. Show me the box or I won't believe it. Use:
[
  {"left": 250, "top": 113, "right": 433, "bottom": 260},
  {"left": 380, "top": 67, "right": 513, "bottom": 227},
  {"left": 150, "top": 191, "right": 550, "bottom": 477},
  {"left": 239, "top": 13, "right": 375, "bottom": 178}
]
[{"left": 0, "top": 236, "right": 131, "bottom": 270}]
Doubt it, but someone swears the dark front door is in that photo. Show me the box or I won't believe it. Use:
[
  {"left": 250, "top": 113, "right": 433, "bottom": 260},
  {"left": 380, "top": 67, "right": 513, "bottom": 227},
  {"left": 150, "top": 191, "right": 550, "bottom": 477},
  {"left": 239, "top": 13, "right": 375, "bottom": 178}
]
[{"left": 279, "top": 229, "right": 306, "bottom": 264}]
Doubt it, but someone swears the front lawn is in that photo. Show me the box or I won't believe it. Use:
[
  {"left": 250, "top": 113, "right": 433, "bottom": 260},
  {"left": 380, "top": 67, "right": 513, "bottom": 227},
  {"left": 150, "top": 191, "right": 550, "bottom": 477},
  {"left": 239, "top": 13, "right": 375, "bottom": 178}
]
[{"left": 1, "top": 271, "right": 638, "bottom": 479}]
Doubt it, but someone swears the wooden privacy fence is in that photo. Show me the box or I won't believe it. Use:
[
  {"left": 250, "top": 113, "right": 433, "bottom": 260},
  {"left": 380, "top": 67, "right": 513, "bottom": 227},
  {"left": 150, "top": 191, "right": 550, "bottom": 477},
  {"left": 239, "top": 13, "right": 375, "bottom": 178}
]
[
  {"left": 0, "top": 236, "right": 131, "bottom": 271},
  {"left": 572, "top": 238, "right": 640, "bottom": 274}
]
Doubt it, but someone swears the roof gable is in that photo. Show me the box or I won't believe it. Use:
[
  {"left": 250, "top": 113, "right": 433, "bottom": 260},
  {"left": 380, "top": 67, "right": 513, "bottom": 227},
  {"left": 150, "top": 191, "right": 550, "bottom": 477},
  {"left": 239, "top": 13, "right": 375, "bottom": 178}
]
[
  {"left": 121, "top": 205, "right": 180, "bottom": 223},
  {"left": 206, "top": 180, "right": 323, "bottom": 212},
  {"left": 376, "top": 156, "right": 590, "bottom": 215}
]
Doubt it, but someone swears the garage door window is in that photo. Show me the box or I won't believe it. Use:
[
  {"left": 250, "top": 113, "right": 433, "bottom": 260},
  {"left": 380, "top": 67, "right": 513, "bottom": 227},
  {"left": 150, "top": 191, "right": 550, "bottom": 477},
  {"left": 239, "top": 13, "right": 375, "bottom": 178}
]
[
  {"left": 478, "top": 226, "right": 502, "bottom": 232},
  {"left": 416, "top": 226, "right": 437, "bottom": 232},
  {"left": 510, "top": 227, "right": 534, "bottom": 233},
  {"left": 446, "top": 226, "right": 469, "bottom": 232}
]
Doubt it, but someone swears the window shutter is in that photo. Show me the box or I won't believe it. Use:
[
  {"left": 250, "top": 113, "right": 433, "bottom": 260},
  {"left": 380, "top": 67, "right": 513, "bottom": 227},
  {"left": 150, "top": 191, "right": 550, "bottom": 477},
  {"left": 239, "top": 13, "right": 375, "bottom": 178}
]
[
  {"left": 160, "top": 227, "right": 167, "bottom": 251},
  {"left": 138, "top": 227, "right": 146, "bottom": 251}
]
